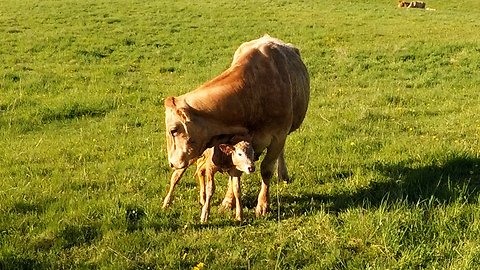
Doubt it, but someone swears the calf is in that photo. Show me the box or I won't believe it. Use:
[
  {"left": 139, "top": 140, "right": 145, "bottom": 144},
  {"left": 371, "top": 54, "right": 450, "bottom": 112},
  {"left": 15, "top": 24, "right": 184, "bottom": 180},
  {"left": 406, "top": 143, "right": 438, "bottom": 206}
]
[
  {"left": 162, "top": 139, "right": 255, "bottom": 223},
  {"left": 195, "top": 140, "right": 255, "bottom": 223}
]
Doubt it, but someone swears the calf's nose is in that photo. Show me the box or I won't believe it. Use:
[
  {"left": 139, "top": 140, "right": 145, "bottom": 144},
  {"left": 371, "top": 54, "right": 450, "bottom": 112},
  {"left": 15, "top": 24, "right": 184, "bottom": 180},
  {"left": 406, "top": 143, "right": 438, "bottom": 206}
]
[{"left": 248, "top": 166, "right": 255, "bottom": 173}]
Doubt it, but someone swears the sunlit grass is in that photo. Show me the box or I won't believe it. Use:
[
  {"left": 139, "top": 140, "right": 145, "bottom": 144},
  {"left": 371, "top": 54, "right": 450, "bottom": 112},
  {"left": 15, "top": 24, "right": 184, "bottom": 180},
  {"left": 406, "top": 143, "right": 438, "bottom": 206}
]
[{"left": 1, "top": 0, "right": 480, "bottom": 269}]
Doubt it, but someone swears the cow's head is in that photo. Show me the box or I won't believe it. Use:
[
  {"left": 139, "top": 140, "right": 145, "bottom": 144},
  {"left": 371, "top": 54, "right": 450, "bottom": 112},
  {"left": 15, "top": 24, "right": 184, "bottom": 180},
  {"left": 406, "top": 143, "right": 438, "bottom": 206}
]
[
  {"left": 164, "top": 96, "right": 208, "bottom": 169},
  {"left": 164, "top": 96, "right": 250, "bottom": 170}
]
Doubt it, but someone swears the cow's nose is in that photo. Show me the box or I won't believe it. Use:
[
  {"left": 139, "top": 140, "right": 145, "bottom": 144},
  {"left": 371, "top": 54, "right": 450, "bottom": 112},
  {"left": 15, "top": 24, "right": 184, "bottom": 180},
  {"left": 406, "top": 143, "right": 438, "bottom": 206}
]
[{"left": 169, "top": 162, "right": 174, "bottom": 168}]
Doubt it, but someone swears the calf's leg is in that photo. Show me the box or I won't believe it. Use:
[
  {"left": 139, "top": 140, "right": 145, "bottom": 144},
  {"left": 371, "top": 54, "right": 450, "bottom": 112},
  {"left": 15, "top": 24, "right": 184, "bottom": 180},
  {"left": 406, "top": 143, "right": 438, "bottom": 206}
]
[
  {"left": 200, "top": 172, "right": 215, "bottom": 223},
  {"left": 221, "top": 177, "right": 235, "bottom": 210},
  {"left": 230, "top": 174, "right": 243, "bottom": 222},
  {"left": 196, "top": 166, "right": 207, "bottom": 206}
]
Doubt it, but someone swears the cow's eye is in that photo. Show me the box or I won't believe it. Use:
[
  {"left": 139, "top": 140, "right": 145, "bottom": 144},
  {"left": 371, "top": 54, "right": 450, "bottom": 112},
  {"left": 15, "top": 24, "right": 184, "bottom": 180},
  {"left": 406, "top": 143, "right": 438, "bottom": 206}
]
[
  {"left": 237, "top": 152, "right": 243, "bottom": 157},
  {"left": 170, "top": 128, "right": 178, "bottom": 137}
]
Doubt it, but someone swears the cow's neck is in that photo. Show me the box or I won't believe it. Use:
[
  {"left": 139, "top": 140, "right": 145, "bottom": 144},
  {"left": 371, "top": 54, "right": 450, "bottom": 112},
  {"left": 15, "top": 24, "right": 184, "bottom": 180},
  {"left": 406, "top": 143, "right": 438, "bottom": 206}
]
[
  {"left": 187, "top": 90, "right": 245, "bottom": 120},
  {"left": 180, "top": 65, "right": 254, "bottom": 141},
  {"left": 184, "top": 65, "right": 251, "bottom": 123},
  {"left": 200, "top": 116, "right": 249, "bottom": 143}
]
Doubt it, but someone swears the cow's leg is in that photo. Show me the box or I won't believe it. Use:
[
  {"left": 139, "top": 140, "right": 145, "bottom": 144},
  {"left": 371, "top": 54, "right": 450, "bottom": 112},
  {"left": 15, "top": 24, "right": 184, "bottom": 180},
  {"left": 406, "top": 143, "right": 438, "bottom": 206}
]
[
  {"left": 162, "top": 168, "right": 187, "bottom": 209},
  {"left": 256, "top": 138, "right": 286, "bottom": 217},
  {"left": 221, "top": 176, "right": 235, "bottom": 210},
  {"left": 276, "top": 147, "right": 289, "bottom": 182},
  {"left": 230, "top": 173, "right": 243, "bottom": 222},
  {"left": 200, "top": 172, "right": 215, "bottom": 223}
]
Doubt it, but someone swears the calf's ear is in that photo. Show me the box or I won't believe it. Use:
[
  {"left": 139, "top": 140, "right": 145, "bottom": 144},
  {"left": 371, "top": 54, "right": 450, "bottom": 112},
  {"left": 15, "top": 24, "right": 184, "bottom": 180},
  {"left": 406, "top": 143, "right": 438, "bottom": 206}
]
[{"left": 219, "top": 144, "right": 234, "bottom": 154}]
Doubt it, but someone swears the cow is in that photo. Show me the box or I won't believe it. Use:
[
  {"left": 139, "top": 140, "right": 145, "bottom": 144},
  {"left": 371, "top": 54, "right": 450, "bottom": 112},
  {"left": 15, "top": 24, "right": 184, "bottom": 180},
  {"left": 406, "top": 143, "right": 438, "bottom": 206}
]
[
  {"left": 398, "top": 1, "right": 426, "bottom": 8},
  {"left": 196, "top": 139, "right": 255, "bottom": 223},
  {"left": 164, "top": 35, "right": 310, "bottom": 217}
]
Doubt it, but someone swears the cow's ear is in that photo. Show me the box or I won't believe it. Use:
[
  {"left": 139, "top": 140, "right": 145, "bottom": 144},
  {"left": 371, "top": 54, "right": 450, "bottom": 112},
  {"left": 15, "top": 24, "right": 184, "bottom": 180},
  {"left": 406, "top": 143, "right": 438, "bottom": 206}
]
[
  {"left": 219, "top": 144, "right": 234, "bottom": 154},
  {"left": 164, "top": 96, "right": 176, "bottom": 108},
  {"left": 176, "top": 108, "right": 191, "bottom": 122}
]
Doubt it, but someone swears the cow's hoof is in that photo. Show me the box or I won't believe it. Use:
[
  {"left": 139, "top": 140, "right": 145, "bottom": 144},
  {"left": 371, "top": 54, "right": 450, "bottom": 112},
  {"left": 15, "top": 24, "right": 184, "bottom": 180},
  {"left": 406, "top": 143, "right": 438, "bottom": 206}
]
[{"left": 162, "top": 198, "right": 171, "bottom": 209}]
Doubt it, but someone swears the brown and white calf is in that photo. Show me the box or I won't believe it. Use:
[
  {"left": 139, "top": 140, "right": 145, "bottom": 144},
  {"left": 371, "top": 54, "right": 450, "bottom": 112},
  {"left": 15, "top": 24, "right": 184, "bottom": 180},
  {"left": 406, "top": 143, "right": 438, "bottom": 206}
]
[
  {"left": 195, "top": 140, "right": 255, "bottom": 223},
  {"left": 162, "top": 139, "right": 255, "bottom": 223}
]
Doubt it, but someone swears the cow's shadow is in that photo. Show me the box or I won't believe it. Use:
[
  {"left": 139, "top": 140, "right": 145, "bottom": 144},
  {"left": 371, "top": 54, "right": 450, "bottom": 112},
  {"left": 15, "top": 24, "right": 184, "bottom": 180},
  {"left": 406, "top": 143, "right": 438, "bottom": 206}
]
[{"left": 275, "top": 155, "right": 480, "bottom": 219}]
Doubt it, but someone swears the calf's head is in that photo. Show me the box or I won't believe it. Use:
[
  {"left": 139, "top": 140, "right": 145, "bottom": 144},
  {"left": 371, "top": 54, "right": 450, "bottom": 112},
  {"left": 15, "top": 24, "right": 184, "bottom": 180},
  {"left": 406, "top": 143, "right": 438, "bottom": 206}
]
[{"left": 219, "top": 141, "right": 256, "bottom": 174}]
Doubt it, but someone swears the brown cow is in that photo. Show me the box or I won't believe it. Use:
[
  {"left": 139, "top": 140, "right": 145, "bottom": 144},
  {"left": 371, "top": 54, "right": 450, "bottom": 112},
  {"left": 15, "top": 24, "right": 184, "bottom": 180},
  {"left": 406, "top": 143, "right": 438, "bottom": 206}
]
[
  {"left": 398, "top": 1, "right": 426, "bottom": 8},
  {"left": 164, "top": 35, "right": 310, "bottom": 217}
]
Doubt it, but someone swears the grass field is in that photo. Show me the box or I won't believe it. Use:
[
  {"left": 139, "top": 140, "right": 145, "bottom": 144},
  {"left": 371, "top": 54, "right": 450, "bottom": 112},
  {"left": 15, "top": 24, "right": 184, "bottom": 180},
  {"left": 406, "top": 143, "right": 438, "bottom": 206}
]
[{"left": 1, "top": 0, "right": 480, "bottom": 269}]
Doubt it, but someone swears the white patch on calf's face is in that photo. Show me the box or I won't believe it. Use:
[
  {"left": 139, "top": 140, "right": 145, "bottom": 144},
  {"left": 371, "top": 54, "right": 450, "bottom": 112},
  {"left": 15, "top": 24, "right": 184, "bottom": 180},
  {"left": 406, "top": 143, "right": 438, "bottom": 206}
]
[{"left": 231, "top": 141, "right": 255, "bottom": 174}]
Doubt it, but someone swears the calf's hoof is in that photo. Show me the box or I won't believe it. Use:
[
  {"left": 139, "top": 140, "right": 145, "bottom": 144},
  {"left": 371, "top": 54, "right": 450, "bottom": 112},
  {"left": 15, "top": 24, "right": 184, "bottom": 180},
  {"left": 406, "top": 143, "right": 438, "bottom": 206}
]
[
  {"left": 200, "top": 212, "right": 208, "bottom": 223},
  {"left": 255, "top": 203, "right": 269, "bottom": 217},
  {"left": 234, "top": 214, "right": 243, "bottom": 223},
  {"left": 220, "top": 198, "right": 235, "bottom": 210}
]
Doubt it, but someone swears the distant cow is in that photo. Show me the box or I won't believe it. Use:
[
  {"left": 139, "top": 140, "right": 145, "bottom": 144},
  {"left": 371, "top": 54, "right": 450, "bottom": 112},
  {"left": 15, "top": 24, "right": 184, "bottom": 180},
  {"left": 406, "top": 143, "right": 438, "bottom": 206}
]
[
  {"left": 398, "top": 1, "right": 426, "bottom": 8},
  {"left": 164, "top": 35, "right": 310, "bottom": 217}
]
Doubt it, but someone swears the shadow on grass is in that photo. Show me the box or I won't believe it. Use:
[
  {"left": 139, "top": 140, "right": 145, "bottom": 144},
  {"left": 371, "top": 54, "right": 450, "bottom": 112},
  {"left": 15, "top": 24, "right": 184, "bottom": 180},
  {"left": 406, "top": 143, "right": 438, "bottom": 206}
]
[
  {"left": 0, "top": 256, "right": 46, "bottom": 270},
  {"left": 9, "top": 197, "right": 58, "bottom": 215},
  {"left": 60, "top": 223, "right": 102, "bottom": 249},
  {"left": 277, "top": 155, "right": 480, "bottom": 218}
]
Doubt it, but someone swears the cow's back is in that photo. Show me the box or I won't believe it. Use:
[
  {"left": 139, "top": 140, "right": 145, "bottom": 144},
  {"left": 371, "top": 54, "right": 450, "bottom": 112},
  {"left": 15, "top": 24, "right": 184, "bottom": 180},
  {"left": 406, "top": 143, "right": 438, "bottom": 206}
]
[{"left": 232, "top": 35, "right": 310, "bottom": 134}]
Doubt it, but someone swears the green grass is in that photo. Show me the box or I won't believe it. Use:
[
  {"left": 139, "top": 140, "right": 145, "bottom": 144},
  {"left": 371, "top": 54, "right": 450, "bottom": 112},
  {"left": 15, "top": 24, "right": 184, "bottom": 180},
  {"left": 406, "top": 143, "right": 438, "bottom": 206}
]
[{"left": 1, "top": 0, "right": 480, "bottom": 269}]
